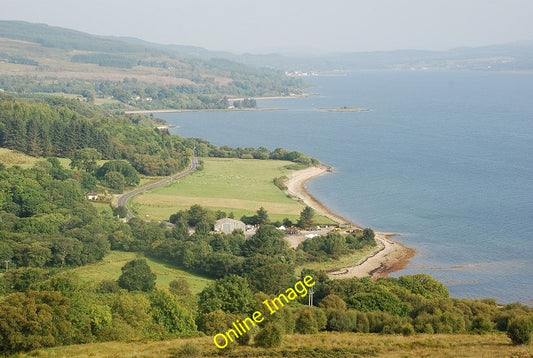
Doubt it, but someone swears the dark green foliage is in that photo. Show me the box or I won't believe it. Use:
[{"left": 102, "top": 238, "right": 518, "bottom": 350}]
[
  {"left": 103, "top": 171, "right": 126, "bottom": 192},
  {"left": 398, "top": 274, "right": 449, "bottom": 299},
  {"left": 126, "top": 218, "right": 166, "bottom": 251},
  {"left": 295, "top": 307, "right": 327, "bottom": 334},
  {"left": 319, "top": 294, "right": 347, "bottom": 311},
  {"left": 96, "top": 279, "right": 120, "bottom": 294},
  {"left": 149, "top": 290, "right": 197, "bottom": 335},
  {"left": 0, "top": 96, "right": 192, "bottom": 176},
  {"left": 3, "top": 268, "right": 47, "bottom": 292},
  {"left": 117, "top": 259, "right": 156, "bottom": 292},
  {"left": 270, "top": 148, "right": 318, "bottom": 166},
  {"left": 96, "top": 160, "right": 140, "bottom": 186},
  {"left": 198, "top": 275, "right": 255, "bottom": 315},
  {"left": 113, "top": 205, "right": 128, "bottom": 218},
  {"left": 70, "top": 148, "right": 101, "bottom": 173},
  {"left": 297, "top": 206, "right": 314, "bottom": 228},
  {"left": 0, "top": 290, "right": 71, "bottom": 354},
  {"left": 507, "top": 317, "right": 533, "bottom": 345},
  {"left": 326, "top": 309, "right": 358, "bottom": 332},
  {"left": 249, "top": 262, "right": 295, "bottom": 294},
  {"left": 300, "top": 230, "right": 377, "bottom": 262},
  {"left": 243, "top": 224, "right": 289, "bottom": 257},
  {"left": 255, "top": 323, "right": 283, "bottom": 348}
]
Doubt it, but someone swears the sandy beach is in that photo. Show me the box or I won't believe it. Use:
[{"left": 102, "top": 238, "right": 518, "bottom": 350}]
[{"left": 285, "top": 166, "right": 415, "bottom": 279}]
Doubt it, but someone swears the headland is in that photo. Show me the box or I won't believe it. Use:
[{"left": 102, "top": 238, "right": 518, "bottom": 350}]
[{"left": 284, "top": 165, "right": 415, "bottom": 279}]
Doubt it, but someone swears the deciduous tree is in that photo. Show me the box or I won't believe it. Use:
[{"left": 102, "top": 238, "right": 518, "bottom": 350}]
[{"left": 117, "top": 259, "right": 156, "bottom": 292}]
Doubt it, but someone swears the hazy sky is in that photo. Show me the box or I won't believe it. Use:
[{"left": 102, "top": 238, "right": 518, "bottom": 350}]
[{"left": 1, "top": 0, "right": 532, "bottom": 54}]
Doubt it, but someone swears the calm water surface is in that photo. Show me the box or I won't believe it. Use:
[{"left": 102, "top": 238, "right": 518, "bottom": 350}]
[{"left": 159, "top": 71, "right": 533, "bottom": 304}]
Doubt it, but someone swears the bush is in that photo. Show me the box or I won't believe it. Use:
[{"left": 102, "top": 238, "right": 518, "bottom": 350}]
[
  {"left": 507, "top": 317, "right": 532, "bottom": 345},
  {"left": 169, "top": 278, "right": 191, "bottom": 296},
  {"left": 172, "top": 342, "right": 200, "bottom": 357},
  {"left": 295, "top": 307, "right": 326, "bottom": 334},
  {"left": 96, "top": 279, "right": 120, "bottom": 294},
  {"left": 326, "top": 309, "right": 357, "bottom": 332},
  {"left": 255, "top": 323, "right": 283, "bottom": 348},
  {"left": 319, "top": 294, "right": 347, "bottom": 311}
]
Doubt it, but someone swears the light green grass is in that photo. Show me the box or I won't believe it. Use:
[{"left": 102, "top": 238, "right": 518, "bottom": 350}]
[
  {"left": 71, "top": 251, "right": 212, "bottom": 294},
  {"left": 90, "top": 202, "right": 114, "bottom": 216},
  {"left": 0, "top": 148, "right": 43, "bottom": 168},
  {"left": 295, "top": 245, "right": 380, "bottom": 276},
  {"left": 0, "top": 148, "right": 98, "bottom": 169},
  {"left": 131, "top": 157, "right": 333, "bottom": 223}
]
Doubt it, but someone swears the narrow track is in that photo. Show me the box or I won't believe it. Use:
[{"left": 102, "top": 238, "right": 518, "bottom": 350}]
[{"left": 116, "top": 156, "right": 198, "bottom": 220}]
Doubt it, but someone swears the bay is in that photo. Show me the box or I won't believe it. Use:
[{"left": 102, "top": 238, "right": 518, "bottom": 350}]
[{"left": 160, "top": 71, "right": 533, "bottom": 304}]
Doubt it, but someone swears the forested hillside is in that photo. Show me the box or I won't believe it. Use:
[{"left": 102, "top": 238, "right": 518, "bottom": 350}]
[
  {"left": 0, "top": 93, "right": 192, "bottom": 176},
  {"left": 0, "top": 21, "right": 303, "bottom": 110}
]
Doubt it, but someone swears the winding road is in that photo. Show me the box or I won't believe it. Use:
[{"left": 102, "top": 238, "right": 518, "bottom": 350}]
[{"left": 116, "top": 156, "right": 198, "bottom": 220}]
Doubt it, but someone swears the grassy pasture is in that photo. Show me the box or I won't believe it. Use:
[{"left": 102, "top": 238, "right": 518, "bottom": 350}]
[
  {"left": 18, "top": 332, "right": 529, "bottom": 358},
  {"left": 71, "top": 251, "right": 211, "bottom": 294},
  {"left": 131, "top": 157, "right": 333, "bottom": 223}
]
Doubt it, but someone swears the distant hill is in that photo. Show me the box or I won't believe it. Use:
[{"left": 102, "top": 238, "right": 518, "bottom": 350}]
[
  {"left": 229, "top": 41, "right": 533, "bottom": 72},
  {"left": 0, "top": 21, "right": 302, "bottom": 110}
]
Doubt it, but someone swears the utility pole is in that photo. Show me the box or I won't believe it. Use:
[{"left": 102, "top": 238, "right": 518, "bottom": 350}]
[{"left": 308, "top": 288, "right": 314, "bottom": 306}]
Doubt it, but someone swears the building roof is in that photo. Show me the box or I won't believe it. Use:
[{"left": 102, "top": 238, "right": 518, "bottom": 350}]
[{"left": 215, "top": 218, "right": 245, "bottom": 225}]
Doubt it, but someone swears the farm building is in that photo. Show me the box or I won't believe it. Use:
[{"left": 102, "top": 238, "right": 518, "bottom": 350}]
[
  {"left": 86, "top": 191, "right": 99, "bottom": 200},
  {"left": 214, "top": 218, "right": 246, "bottom": 234}
]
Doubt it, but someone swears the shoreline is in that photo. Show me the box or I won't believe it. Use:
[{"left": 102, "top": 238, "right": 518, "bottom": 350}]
[
  {"left": 124, "top": 94, "right": 312, "bottom": 115},
  {"left": 124, "top": 107, "right": 284, "bottom": 115},
  {"left": 285, "top": 165, "right": 415, "bottom": 279}
]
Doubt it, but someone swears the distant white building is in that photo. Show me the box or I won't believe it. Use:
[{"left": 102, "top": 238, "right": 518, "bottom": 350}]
[
  {"left": 86, "top": 191, "right": 99, "bottom": 200},
  {"left": 215, "top": 218, "right": 246, "bottom": 234}
]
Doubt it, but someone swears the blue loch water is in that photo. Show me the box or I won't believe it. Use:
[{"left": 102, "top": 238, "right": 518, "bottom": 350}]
[{"left": 160, "top": 71, "right": 533, "bottom": 304}]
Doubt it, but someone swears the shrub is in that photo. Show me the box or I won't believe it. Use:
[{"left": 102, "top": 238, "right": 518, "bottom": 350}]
[
  {"left": 96, "top": 279, "right": 120, "bottom": 294},
  {"left": 326, "top": 309, "right": 357, "bottom": 332},
  {"left": 255, "top": 323, "right": 283, "bottom": 348},
  {"left": 295, "top": 307, "right": 326, "bottom": 334},
  {"left": 319, "top": 294, "right": 347, "bottom": 311},
  {"left": 471, "top": 315, "right": 494, "bottom": 334},
  {"left": 401, "top": 323, "right": 416, "bottom": 336},
  {"left": 507, "top": 317, "right": 532, "bottom": 345},
  {"left": 169, "top": 278, "right": 191, "bottom": 296},
  {"left": 172, "top": 342, "right": 200, "bottom": 357}
]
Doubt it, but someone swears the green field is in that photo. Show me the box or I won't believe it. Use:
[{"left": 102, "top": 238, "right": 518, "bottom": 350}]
[
  {"left": 71, "top": 251, "right": 212, "bottom": 294},
  {"left": 0, "top": 148, "right": 111, "bottom": 169},
  {"left": 18, "top": 332, "right": 529, "bottom": 358},
  {"left": 131, "top": 157, "right": 333, "bottom": 223},
  {"left": 0, "top": 148, "right": 70, "bottom": 168}
]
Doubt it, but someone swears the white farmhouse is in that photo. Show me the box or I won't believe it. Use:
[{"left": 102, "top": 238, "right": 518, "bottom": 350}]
[{"left": 214, "top": 218, "right": 246, "bottom": 234}]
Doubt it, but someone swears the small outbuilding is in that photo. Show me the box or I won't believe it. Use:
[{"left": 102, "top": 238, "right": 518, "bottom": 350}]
[
  {"left": 215, "top": 218, "right": 246, "bottom": 234},
  {"left": 86, "top": 191, "right": 99, "bottom": 201}
]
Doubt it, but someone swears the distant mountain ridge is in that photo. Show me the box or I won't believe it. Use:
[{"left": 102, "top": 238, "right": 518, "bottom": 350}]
[{"left": 1, "top": 20, "right": 531, "bottom": 73}]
